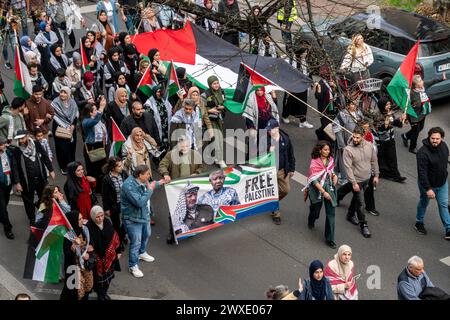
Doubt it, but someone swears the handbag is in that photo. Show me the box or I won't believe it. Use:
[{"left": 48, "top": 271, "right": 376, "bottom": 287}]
[
  {"left": 323, "top": 123, "right": 336, "bottom": 141},
  {"left": 55, "top": 126, "right": 73, "bottom": 139},
  {"left": 85, "top": 144, "right": 106, "bottom": 163}
]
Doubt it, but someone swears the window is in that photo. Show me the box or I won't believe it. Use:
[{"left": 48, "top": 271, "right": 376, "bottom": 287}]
[
  {"left": 330, "top": 18, "right": 367, "bottom": 38},
  {"left": 389, "top": 36, "right": 415, "bottom": 55},
  {"left": 363, "top": 29, "right": 390, "bottom": 51},
  {"left": 420, "top": 38, "right": 450, "bottom": 57}
]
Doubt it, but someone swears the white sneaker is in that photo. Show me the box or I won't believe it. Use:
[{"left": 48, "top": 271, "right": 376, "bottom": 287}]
[
  {"left": 138, "top": 252, "right": 155, "bottom": 262},
  {"left": 281, "top": 117, "right": 290, "bottom": 124},
  {"left": 129, "top": 265, "right": 144, "bottom": 278},
  {"left": 299, "top": 121, "right": 314, "bottom": 129}
]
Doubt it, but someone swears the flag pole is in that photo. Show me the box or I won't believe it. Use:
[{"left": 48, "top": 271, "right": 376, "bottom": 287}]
[
  {"left": 240, "top": 63, "right": 352, "bottom": 134},
  {"left": 134, "top": 64, "right": 151, "bottom": 94}
]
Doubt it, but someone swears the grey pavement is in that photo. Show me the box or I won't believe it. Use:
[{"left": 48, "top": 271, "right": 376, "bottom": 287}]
[{"left": 0, "top": 0, "right": 449, "bottom": 300}]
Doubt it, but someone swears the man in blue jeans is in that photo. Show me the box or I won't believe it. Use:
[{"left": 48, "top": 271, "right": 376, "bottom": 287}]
[
  {"left": 121, "top": 164, "right": 165, "bottom": 278},
  {"left": 415, "top": 127, "right": 450, "bottom": 240}
]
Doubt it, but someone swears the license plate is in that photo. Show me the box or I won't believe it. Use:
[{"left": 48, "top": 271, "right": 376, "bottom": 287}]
[{"left": 438, "top": 63, "right": 450, "bottom": 72}]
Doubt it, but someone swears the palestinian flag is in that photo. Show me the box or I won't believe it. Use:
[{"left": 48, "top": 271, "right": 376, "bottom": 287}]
[
  {"left": 30, "top": 200, "right": 75, "bottom": 283},
  {"left": 80, "top": 38, "right": 90, "bottom": 72},
  {"left": 136, "top": 64, "right": 155, "bottom": 97},
  {"left": 165, "top": 60, "right": 181, "bottom": 100},
  {"left": 110, "top": 118, "right": 126, "bottom": 157},
  {"left": 387, "top": 41, "right": 420, "bottom": 117},
  {"left": 133, "top": 21, "right": 311, "bottom": 113},
  {"left": 13, "top": 44, "right": 32, "bottom": 99},
  {"left": 233, "top": 62, "right": 276, "bottom": 106}
]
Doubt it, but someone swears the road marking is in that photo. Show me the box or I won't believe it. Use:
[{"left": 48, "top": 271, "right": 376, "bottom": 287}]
[
  {"left": 80, "top": 4, "right": 97, "bottom": 14},
  {"left": 9, "top": 201, "right": 23, "bottom": 206},
  {"left": 440, "top": 256, "right": 450, "bottom": 267},
  {"left": 0, "top": 265, "right": 38, "bottom": 300}
]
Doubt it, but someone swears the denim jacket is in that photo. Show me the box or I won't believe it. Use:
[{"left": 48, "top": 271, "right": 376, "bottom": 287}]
[
  {"left": 120, "top": 176, "right": 160, "bottom": 224},
  {"left": 82, "top": 112, "right": 103, "bottom": 145}
]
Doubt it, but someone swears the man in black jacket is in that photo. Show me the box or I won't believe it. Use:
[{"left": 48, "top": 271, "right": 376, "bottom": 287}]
[
  {"left": 120, "top": 101, "right": 161, "bottom": 147},
  {"left": 415, "top": 127, "right": 450, "bottom": 240},
  {"left": 266, "top": 119, "right": 295, "bottom": 225},
  {"left": 13, "top": 130, "right": 55, "bottom": 225},
  {"left": 0, "top": 137, "right": 20, "bottom": 239}
]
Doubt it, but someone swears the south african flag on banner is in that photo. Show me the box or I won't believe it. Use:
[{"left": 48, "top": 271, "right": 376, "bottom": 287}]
[{"left": 110, "top": 118, "right": 126, "bottom": 157}]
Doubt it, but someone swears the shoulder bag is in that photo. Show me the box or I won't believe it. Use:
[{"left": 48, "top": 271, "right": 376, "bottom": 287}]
[{"left": 55, "top": 126, "right": 73, "bottom": 140}]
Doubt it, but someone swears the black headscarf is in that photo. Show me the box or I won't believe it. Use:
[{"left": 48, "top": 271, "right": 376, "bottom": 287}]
[
  {"left": 64, "top": 161, "right": 84, "bottom": 206},
  {"left": 86, "top": 217, "right": 115, "bottom": 258},
  {"left": 309, "top": 260, "right": 327, "bottom": 300},
  {"left": 118, "top": 32, "right": 129, "bottom": 52},
  {"left": 51, "top": 43, "right": 67, "bottom": 69},
  {"left": 114, "top": 71, "right": 127, "bottom": 87},
  {"left": 66, "top": 210, "right": 82, "bottom": 237},
  {"left": 108, "top": 46, "right": 122, "bottom": 71},
  {"left": 81, "top": 36, "right": 93, "bottom": 59}
]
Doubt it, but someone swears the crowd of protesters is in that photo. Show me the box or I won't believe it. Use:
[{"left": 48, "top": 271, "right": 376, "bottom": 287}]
[{"left": 0, "top": 0, "right": 448, "bottom": 301}]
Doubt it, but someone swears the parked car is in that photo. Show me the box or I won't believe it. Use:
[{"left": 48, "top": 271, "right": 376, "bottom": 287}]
[{"left": 298, "top": 8, "right": 450, "bottom": 100}]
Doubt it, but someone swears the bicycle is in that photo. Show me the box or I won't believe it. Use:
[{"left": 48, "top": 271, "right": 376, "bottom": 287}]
[{"left": 336, "top": 71, "right": 383, "bottom": 120}]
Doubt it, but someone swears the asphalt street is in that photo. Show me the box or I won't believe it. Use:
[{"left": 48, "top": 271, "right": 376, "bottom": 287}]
[{"left": 0, "top": 0, "right": 449, "bottom": 300}]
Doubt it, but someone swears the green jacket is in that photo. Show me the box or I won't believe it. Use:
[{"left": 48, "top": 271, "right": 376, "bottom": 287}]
[{"left": 158, "top": 148, "right": 206, "bottom": 179}]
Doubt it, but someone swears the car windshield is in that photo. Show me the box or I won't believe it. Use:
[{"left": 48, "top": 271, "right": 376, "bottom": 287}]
[{"left": 419, "top": 38, "right": 450, "bottom": 57}]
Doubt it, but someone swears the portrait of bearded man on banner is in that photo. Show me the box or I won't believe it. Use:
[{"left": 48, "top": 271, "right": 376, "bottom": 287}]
[{"left": 172, "top": 182, "right": 215, "bottom": 235}]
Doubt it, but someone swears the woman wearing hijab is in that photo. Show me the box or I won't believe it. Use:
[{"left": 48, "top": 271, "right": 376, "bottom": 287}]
[
  {"left": 91, "top": 10, "right": 116, "bottom": 52},
  {"left": 373, "top": 98, "right": 407, "bottom": 183},
  {"left": 66, "top": 52, "right": 83, "bottom": 89},
  {"left": 123, "top": 44, "right": 140, "bottom": 90},
  {"left": 34, "top": 21, "right": 59, "bottom": 50},
  {"left": 64, "top": 162, "right": 97, "bottom": 220},
  {"left": 24, "top": 51, "right": 39, "bottom": 66},
  {"left": 306, "top": 140, "right": 338, "bottom": 248},
  {"left": 102, "top": 157, "right": 128, "bottom": 247},
  {"left": 121, "top": 127, "right": 156, "bottom": 177},
  {"left": 74, "top": 71, "right": 100, "bottom": 112},
  {"left": 49, "top": 43, "right": 69, "bottom": 77},
  {"left": 106, "top": 87, "right": 130, "bottom": 139},
  {"left": 81, "top": 35, "right": 98, "bottom": 80},
  {"left": 87, "top": 205, "right": 122, "bottom": 300},
  {"left": 144, "top": 85, "right": 172, "bottom": 155},
  {"left": 96, "top": 0, "right": 120, "bottom": 33},
  {"left": 243, "top": 86, "right": 279, "bottom": 156},
  {"left": 147, "top": 48, "right": 167, "bottom": 85},
  {"left": 108, "top": 72, "right": 132, "bottom": 103},
  {"left": 20, "top": 36, "right": 41, "bottom": 64},
  {"left": 324, "top": 245, "right": 359, "bottom": 300},
  {"left": 188, "top": 86, "right": 213, "bottom": 140},
  {"left": 60, "top": 210, "right": 94, "bottom": 300},
  {"left": 104, "top": 46, "right": 129, "bottom": 90},
  {"left": 298, "top": 260, "right": 334, "bottom": 300},
  {"left": 201, "top": 75, "right": 227, "bottom": 168},
  {"left": 52, "top": 87, "right": 79, "bottom": 174}
]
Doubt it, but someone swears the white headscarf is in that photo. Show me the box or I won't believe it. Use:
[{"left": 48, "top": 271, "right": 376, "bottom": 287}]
[
  {"left": 335, "top": 245, "right": 353, "bottom": 280},
  {"left": 90, "top": 205, "right": 104, "bottom": 230}
]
